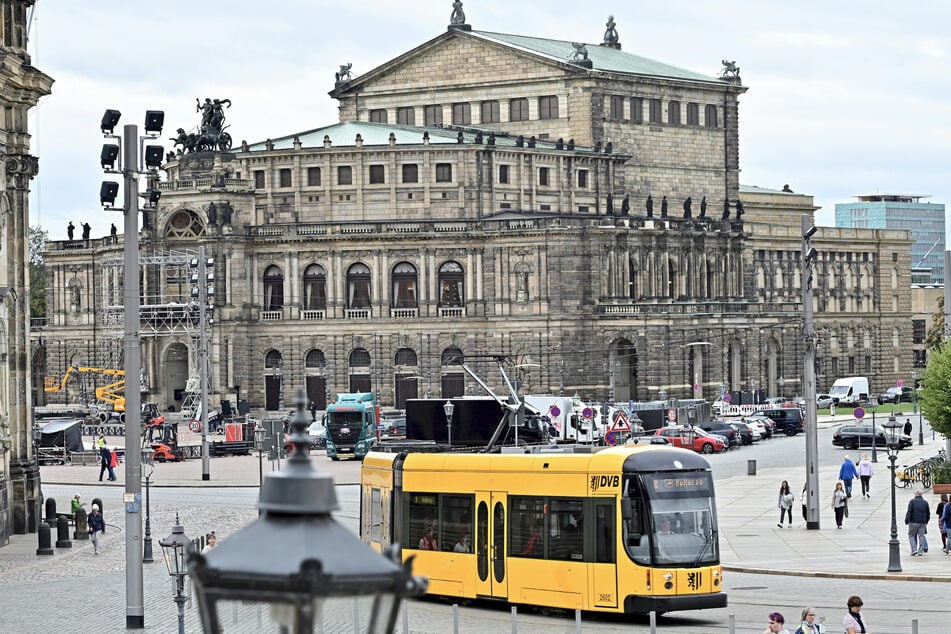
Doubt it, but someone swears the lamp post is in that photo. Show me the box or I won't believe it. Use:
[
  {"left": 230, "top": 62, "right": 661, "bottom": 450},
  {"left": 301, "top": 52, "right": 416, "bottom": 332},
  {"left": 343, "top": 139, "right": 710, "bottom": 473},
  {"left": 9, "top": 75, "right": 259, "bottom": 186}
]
[
  {"left": 159, "top": 514, "right": 192, "bottom": 634},
  {"left": 659, "top": 388, "right": 667, "bottom": 406},
  {"left": 189, "top": 247, "right": 214, "bottom": 482},
  {"left": 188, "top": 389, "right": 426, "bottom": 632},
  {"left": 255, "top": 423, "right": 267, "bottom": 488},
  {"left": 443, "top": 399, "right": 455, "bottom": 448},
  {"left": 913, "top": 371, "right": 923, "bottom": 445},
  {"left": 141, "top": 447, "right": 155, "bottom": 564},
  {"left": 883, "top": 414, "right": 903, "bottom": 573},
  {"left": 871, "top": 405, "right": 878, "bottom": 464},
  {"left": 779, "top": 376, "right": 785, "bottom": 400},
  {"left": 99, "top": 107, "right": 164, "bottom": 629}
]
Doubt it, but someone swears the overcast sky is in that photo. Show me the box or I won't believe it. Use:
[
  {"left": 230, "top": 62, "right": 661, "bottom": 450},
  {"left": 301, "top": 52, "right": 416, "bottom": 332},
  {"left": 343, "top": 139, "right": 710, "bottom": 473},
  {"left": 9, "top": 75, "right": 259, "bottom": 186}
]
[{"left": 27, "top": 0, "right": 950, "bottom": 240}]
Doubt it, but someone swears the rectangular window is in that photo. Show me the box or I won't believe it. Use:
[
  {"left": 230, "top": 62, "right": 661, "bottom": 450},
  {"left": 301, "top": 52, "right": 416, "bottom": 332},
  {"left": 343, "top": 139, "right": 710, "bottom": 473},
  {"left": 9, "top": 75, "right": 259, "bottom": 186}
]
[
  {"left": 370, "top": 488, "right": 382, "bottom": 542},
  {"left": 407, "top": 493, "right": 438, "bottom": 550},
  {"left": 279, "top": 168, "right": 292, "bottom": 188},
  {"left": 480, "top": 100, "right": 500, "bottom": 124},
  {"left": 509, "top": 98, "right": 529, "bottom": 122},
  {"left": 704, "top": 104, "right": 718, "bottom": 127},
  {"left": 369, "top": 165, "right": 385, "bottom": 184},
  {"left": 369, "top": 108, "right": 387, "bottom": 123},
  {"left": 253, "top": 170, "right": 265, "bottom": 189},
  {"left": 668, "top": 101, "right": 681, "bottom": 125},
  {"left": 397, "top": 107, "right": 415, "bottom": 125},
  {"left": 539, "top": 96, "right": 559, "bottom": 119},
  {"left": 649, "top": 99, "right": 662, "bottom": 123},
  {"left": 510, "top": 496, "right": 546, "bottom": 558},
  {"left": 578, "top": 169, "right": 588, "bottom": 188},
  {"left": 538, "top": 166, "right": 550, "bottom": 186},
  {"left": 912, "top": 319, "right": 926, "bottom": 344},
  {"left": 306, "top": 166, "right": 321, "bottom": 186},
  {"left": 401, "top": 164, "right": 418, "bottom": 183},
  {"left": 510, "top": 496, "right": 585, "bottom": 560},
  {"left": 610, "top": 95, "right": 624, "bottom": 120},
  {"left": 686, "top": 102, "right": 699, "bottom": 125},
  {"left": 498, "top": 165, "right": 510, "bottom": 184},
  {"left": 631, "top": 97, "right": 643, "bottom": 123},
  {"left": 424, "top": 105, "right": 443, "bottom": 126},
  {"left": 435, "top": 163, "right": 452, "bottom": 183},
  {"left": 337, "top": 165, "right": 352, "bottom": 186},
  {"left": 452, "top": 102, "right": 471, "bottom": 125}
]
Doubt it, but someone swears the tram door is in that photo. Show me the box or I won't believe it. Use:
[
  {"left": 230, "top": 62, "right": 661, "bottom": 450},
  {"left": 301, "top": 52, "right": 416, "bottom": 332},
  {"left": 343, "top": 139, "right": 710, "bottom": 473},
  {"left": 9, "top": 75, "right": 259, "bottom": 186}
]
[
  {"left": 475, "top": 492, "right": 507, "bottom": 599},
  {"left": 591, "top": 500, "right": 618, "bottom": 609}
]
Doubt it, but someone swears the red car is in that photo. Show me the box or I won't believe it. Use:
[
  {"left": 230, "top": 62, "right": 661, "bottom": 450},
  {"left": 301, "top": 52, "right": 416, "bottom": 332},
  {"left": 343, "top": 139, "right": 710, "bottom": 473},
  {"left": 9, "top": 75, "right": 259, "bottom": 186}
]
[{"left": 654, "top": 425, "right": 726, "bottom": 454}]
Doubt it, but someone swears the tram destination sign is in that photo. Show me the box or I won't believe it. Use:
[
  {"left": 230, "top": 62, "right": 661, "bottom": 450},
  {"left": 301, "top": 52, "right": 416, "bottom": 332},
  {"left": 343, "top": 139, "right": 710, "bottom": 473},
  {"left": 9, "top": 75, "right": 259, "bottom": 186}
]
[{"left": 647, "top": 475, "right": 711, "bottom": 494}]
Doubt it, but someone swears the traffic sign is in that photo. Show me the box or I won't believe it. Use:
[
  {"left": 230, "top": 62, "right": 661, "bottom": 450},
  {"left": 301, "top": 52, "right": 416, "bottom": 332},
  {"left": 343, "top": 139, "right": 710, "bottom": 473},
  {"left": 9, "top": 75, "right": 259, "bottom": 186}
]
[
  {"left": 549, "top": 405, "right": 561, "bottom": 418},
  {"left": 896, "top": 379, "right": 904, "bottom": 388},
  {"left": 723, "top": 393, "right": 732, "bottom": 403},
  {"left": 610, "top": 410, "right": 631, "bottom": 432},
  {"left": 604, "top": 431, "right": 617, "bottom": 446},
  {"left": 694, "top": 383, "right": 700, "bottom": 392},
  {"left": 853, "top": 407, "right": 865, "bottom": 420},
  {"left": 667, "top": 407, "right": 677, "bottom": 422},
  {"left": 188, "top": 420, "right": 201, "bottom": 433},
  {"left": 582, "top": 407, "right": 594, "bottom": 419}
]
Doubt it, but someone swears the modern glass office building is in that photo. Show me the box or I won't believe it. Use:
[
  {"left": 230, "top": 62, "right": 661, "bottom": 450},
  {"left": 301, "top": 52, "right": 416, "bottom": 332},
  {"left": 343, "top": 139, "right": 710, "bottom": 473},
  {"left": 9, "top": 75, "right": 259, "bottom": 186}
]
[{"left": 835, "top": 194, "right": 946, "bottom": 284}]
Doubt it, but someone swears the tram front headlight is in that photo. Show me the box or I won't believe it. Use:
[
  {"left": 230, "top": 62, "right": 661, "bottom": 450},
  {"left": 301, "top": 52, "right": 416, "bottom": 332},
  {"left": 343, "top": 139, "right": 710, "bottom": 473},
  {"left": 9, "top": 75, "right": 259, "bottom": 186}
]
[{"left": 663, "top": 572, "right": 673, "bottom": 590}]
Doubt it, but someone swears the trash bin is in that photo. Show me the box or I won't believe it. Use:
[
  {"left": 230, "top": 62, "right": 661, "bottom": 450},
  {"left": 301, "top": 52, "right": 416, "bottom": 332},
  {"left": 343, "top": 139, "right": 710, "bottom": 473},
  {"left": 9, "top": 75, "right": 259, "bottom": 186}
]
[{"left": 747, "top": 459, "right": 756, "bottom": 476}]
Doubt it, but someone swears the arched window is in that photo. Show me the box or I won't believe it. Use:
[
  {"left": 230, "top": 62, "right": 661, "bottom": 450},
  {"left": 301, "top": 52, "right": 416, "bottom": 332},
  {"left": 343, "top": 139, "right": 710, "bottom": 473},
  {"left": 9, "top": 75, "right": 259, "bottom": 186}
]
[
  {"left": 265, "top": 350, "right": 283, "bottom": 369},
  {"left": 303, "top": 264, "right": 327, "bottom": 310},
  {"left": 305, "top": 349, "right": 326, "bottom": 368},
  {"left": 438, "top": 261, "right": 464, "bottom": 306},
  {"left": 394, "top": 348, "right": 418, "bottom": 366},
  {"left": 263, "top": 265, "right": 284, "bottom": 310},
  {"left": 349, "top": 348, "right": 371, "bottom": 367},
  {"left": 391, "top": 262, "right": 418, "bottom": 308},
  {"left": 441, "top": 347, "right": 464, "bottom": 365},
  {"left": 347, "top": 263, "right": 371, "bottom": 309},
  {"left": 165, "top": 210, "right": 206, "bottom": 238}
]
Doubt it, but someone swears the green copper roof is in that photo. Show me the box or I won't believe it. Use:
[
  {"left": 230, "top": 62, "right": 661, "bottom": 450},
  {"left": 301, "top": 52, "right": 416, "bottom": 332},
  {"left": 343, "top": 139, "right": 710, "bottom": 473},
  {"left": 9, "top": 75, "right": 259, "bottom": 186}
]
[
  {"left": 471, "top": 30, "right": 725, "bottom": 84},
  {"left": 244, "top": 121, "right": 607, "bottom": 154}
]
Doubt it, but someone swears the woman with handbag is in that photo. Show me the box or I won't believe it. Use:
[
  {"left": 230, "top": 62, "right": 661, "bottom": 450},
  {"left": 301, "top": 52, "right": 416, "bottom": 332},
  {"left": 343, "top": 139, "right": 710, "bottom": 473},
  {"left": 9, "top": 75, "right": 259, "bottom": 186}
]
[
  {"left": 832, "top": 482, "right": 848, "bottom": 529},
  {"left": 777, "top": 480, "right": 794, "bottom": 528}
]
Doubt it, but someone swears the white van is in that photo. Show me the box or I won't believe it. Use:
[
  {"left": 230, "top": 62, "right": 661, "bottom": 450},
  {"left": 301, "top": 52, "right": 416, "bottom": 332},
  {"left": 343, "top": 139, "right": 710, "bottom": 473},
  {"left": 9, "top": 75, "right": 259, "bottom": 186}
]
[{"left": 829, "top": 377, "right": 869, "bottom": 406}]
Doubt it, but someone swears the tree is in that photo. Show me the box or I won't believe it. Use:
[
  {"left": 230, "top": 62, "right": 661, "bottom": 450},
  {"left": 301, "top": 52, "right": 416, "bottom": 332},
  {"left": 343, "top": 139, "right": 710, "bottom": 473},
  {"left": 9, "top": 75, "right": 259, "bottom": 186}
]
[
  {"left": 919, "top": 340, "right": 951, "bottom": 438},
  {"left": 925, "top": 295, "right": 946, "bottom": 352},
  {"left": 29, "top": 225, "right": 47, "bottom": 318}
]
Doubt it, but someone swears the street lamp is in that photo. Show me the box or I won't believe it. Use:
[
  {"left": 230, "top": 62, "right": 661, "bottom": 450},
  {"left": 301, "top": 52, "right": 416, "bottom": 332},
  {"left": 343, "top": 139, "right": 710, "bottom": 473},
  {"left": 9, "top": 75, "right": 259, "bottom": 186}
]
[
  {"left": 188, "top": 389, "right": 426, "bottom": 632},
  {"left": 659, "top": 388, "right": 667, "bottom": 405},
  {"left": 871, "top": 404, "right": 878, "bottom": 464},
  {"left": 159, "top": 515, "right": 193, "bottom": 634},
  {"left": 779, "top": 376, "right": 785, "bottom": 400},
  {"left": 913, "top": 371, "right": 922, "bottom": 445},
  {"left": 883, "top": 414, "right": 903, "bottom": 573},
  {"left": 254, "top": 423, "right": 267, "bottom": 491},
  {"left": 141, "top": 447, "right": 155, "bottom": 564},
  {"left": 443, "top": 399, "right": 455, "bottom": 448}
]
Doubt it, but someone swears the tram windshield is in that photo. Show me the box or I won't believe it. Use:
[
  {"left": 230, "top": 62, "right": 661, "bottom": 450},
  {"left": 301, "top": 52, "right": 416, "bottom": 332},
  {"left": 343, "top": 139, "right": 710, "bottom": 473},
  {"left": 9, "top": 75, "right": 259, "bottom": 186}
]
[{"left": 621, "top": 472, "right": 719, "bottom": 567}]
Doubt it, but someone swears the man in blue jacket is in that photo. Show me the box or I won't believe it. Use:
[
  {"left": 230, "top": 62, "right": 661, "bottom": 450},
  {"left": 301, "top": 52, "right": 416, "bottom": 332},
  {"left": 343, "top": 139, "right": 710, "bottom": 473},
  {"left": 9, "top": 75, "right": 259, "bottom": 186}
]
[
  {"left": 838, "top": 455, "right": 859, "bottom": 498},
  {"left": 905, "top": 489, "right": 930, "bottom": 555}
]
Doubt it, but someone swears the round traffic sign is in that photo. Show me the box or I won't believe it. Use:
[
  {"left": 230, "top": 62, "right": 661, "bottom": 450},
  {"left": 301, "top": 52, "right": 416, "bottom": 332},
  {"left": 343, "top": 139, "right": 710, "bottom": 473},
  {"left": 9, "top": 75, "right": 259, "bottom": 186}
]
[
  {"left": 549, "top": 405, "right": 561, "bottom": 418},
  {"left": 667, "top": 407, "right": 677, "bottom": 422},
  {"left": 723, "top": 393, "right": 732, "bottom": 403},
  {"left": 604, "top": 431, "right": 617, "bottom": 446},
  {"left": 694, "top": 383, "right": 700, "bottom": 392},
  {"left": 188, "top": 420, "right": 201, "bottom": 433},
  {"left": 853, "top": 407, "right": 865, "bottom": 420},
  {"left": 896, "top": 379, "right": 904, "bottom": 388},
  {"left": 582, "top": 407, "right": 594, "bottom": 418}
]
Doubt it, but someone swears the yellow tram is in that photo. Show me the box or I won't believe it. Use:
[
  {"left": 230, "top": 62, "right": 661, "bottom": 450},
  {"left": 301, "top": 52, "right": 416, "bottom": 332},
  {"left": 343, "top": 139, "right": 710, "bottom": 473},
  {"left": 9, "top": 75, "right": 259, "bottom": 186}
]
[{"left": 360, "top": 445, "right": 726, "bottom": 615}]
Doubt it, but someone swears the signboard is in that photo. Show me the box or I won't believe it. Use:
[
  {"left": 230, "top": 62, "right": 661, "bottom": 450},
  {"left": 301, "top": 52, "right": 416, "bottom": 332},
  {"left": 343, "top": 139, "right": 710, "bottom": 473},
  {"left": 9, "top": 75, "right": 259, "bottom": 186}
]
[
  {"left": 581, "top": 407, "right": 594, "bottom": 419},
  {"left": 723, "top": 393, "right": 732, "bottom": 403},
  {"left": 604, "top": 431, "right": 617, "bottom": 446},
  {"left": 188, "top": 420, "right": 202, "bottom": 433},
  {"left": 609, "top": 410, "right": 631, "bottom": 432},
  {"left": 549, "top": 405, "right": 561, "bottom": 418},
  {"left": 667, "top": 407, "right": 678, "bottom": 422},
  {"left": 853, "top": 407, "right": 865, "bottom": 420}
]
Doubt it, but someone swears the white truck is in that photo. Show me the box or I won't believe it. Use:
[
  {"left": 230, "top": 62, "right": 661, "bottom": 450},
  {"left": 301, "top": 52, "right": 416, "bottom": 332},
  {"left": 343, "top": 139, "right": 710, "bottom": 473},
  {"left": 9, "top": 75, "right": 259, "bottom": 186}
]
[
  {"left": 523, "top": 395, "right": 602, "bottom": 443},
  {"left": 829, "top": 377, "right": 870, "bottom": 406}
]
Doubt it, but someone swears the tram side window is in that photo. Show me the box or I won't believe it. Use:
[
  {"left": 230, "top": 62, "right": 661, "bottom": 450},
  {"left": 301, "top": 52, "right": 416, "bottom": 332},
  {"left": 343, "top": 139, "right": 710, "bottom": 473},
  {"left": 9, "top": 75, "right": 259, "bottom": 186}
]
[
  {"left": 406, "top": 492, "right": 473, "bottom": 552},
  {"left": 407, "top": 493, "right": 439, "bottom": 550},
  {"left": 370, "top": 488, "right": 382, "bottom": 543},
  {"left": 511, "top": 496, "right": 546, "bottom": 558},
  {"left": 440, "top": 494, "right": 473, "bottom": 553},
  {"left": 510, "top": 496, "right": 584, "bottom": 560},
  {"left": 548, "top": 499, "right": 584, "bottom": 561}
]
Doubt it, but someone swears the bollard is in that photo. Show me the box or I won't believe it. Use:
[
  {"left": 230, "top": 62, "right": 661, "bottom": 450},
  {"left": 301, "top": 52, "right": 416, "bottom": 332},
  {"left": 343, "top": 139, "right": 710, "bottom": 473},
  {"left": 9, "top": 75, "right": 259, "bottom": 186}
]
[
  {"left": 74, "top": 508, "right": 89, "bottom": 540},
  {"left": 912, "top": 618, "right": 918, "bottom": 634},
  {"left": 36, "top": 521, "right": 54, "bottom": 556},
  {"left": 401, "top": 599, "right": 409, "bottom": 634},
  {"left": 453, "top": 604, "right": 459, "bottom": 634},
  {"left": 511, "top": 605, "right": 517, "bottom": 633},
  {"left": 729, "top": 613, "right": 735, "bottom": 634},
  {"left": 747, "top": 459, "right": 757, "bottom": 476},
  {"left": 649, "top": 610, "right": 657, "bottom": 634},
  {"left": 45, "top": 497, "right": 57, "bottom": 527},
  {"left": 575, "top": 608, "right": 582, "bottom": 633},
  {"left": 55, "top": 515, "right": 72, "bottom": 548}
]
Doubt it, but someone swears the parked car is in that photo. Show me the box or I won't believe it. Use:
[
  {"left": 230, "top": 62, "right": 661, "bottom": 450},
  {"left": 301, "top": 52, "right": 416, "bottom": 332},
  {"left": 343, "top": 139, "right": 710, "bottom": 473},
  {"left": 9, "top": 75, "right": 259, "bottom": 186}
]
[
  {"left": 728, "top": 421, "right": 757, "bottom": 445},
  {"left": 307, "top": 420, "right": 327, "bottom": 449},
  {"left": 695, "top": 421, "right": 739, "bottom": 448},
  {"left": 758, "top": 407, "right": 804, "bottom": 436},
  {"left": 764, "top": 397, "right": 790, "bottom": 405},
  {"left": 832, "top": 425, "right": 913, "bottom": 450},
  {"left": 877, "top": 386, "right": 914, "bottom": 405},
  {"left": 654, "top": 425, "right": 726, "bottom": 454},
  {"left": 796, "top": 394, "right": 836, "bottom": 410},
  {"left": 712, "top": 397, "right": 727, "bottom": 416},
  {"left": 744, "top": 414, "right": 774, "bottom": 439},
  {"left": 740, "top": 417, "right": 769, "bottom": 439}
]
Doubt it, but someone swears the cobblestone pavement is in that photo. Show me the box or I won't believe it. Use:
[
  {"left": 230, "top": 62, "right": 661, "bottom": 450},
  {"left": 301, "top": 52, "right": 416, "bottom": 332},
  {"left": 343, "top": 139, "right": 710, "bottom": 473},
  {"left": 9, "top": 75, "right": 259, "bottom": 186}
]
[{"left": 3, "top": 417, "right": 949, "bottom": 632}]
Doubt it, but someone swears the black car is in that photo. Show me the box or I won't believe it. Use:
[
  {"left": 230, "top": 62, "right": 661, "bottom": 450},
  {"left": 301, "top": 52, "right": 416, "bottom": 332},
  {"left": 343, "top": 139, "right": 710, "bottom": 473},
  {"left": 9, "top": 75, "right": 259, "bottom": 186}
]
[
  {"left": 695, "top": 421, "right": 738, "bottom": 448},
  {"left": 728, "top": 422, "right": 755, "bottom": 445},
  {"left": 877, "top": 386, "right": 914, "bottom": 405},
  {"left": 832, "top": 425, "right": 913, "bottom": 450},
  {"left": 758, "top": 407, "right": 804, "bottom": 436}
]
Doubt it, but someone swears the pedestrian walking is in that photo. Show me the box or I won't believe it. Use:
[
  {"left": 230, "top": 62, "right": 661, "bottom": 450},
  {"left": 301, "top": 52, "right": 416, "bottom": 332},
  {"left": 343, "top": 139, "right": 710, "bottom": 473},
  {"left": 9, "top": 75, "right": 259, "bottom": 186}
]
[
  {"left": 838, "top": 455, "right": 858, "bottom": 498},
  {"left": 842, "top": 595, "right": 868, "bottom": 634},
  {"left": 793, "top": 607, "right": 825, "bottom": 634},
  {"left": 856, "top": 454, "right": 873, "bottom": 497},
  {"left": 801, "top": 483, "right": 808, "bottom": 523},
  {"left": 308, "top": 400, "right": 317, "bottom": 421},
  {"left": 763, "top": 611, "right": 790, "bottom": 634},
  {"left": 97, "top": 434, "right": 106, "bottom": 450},
  {"left": 777, "top": 480, "right": 794, "bottom": 528},
  {"left": 941, "top": 499, "right": 951, "bottom": 554},
  {"left": 98, "top": 446, "right": 115, "bottom": 481},
  {"left": 87, "top": 504, "right": 106, "bottom": 554},
  {"left": 832, "top": 481, "right": 848, "bottom": 528},
  {"left": 937, "top": 493, "right": 948, "bottom": 552},
  {"left": 904, "top": 488, "right": 930, "bottom": 555}
]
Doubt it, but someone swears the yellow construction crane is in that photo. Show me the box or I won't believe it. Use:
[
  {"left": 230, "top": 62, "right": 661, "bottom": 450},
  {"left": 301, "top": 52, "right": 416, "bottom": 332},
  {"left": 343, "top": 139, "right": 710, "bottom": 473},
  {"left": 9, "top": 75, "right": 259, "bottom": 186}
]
[{"left": 44, "top": 366, "right": 126, "bottom": 412}]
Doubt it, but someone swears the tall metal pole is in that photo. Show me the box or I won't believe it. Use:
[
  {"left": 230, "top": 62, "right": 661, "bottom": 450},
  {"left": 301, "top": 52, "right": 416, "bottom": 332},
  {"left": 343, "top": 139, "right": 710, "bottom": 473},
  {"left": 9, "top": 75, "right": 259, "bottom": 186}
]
[
  {"left": 122, "top": 123, "right": 144, "bottom": 628},
  {"left": 802, "top": 215, "right": 820, "bottom": 529},
  {"left": 199, "top": 245, "right": 210, "bottom": 481},
  {"left": 871, "top": 409, "right": 878, "bottom": 463},
  {"left": 174, "top": 576, "right": 187, "bottom": 634},
  {"left": 142, "top": 471, "right": 153, "bottom": 563},
  {"left": 887, "top": 452, "right": 902, "bottom": 572}
]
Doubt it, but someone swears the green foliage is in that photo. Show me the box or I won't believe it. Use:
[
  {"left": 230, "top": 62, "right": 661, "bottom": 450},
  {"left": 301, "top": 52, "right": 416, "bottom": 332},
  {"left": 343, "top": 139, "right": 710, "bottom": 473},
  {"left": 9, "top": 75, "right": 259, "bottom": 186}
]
[
  {"left": 925, "top": 295, "right": 945, "bottom": 353},
  {"left": 29, "top": 226, "right": 46, "bottom": 318},
  {"left": 932, "top": 460, "right": 951, "bottom": 485},
  {"left": 920, "top": 341, "right": 951, "bottom": 438}
]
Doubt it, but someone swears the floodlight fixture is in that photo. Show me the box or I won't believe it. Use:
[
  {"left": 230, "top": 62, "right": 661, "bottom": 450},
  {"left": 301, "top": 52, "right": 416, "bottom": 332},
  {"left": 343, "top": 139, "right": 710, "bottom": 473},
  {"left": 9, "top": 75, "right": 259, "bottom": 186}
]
[
  {"left": 101, "top": 109, "right": 121, "bottom": 134},
  {"left": 803, "top": 225, "right": 818, "bottom": 240},
  {"left": 100, "top": 144, "right": 120, "bottom": 170},
  {"left": 100, "top": 181, "right": 119, "bottom": 206},
  {"left": 144, "top": 110, "right": 165, "bottom": 135},
  {"left": 148, "top": 189, "right": 161, "bottom": 205},
  {"left": 144, "top": 145, "right": 164, "bottom": 169}
]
